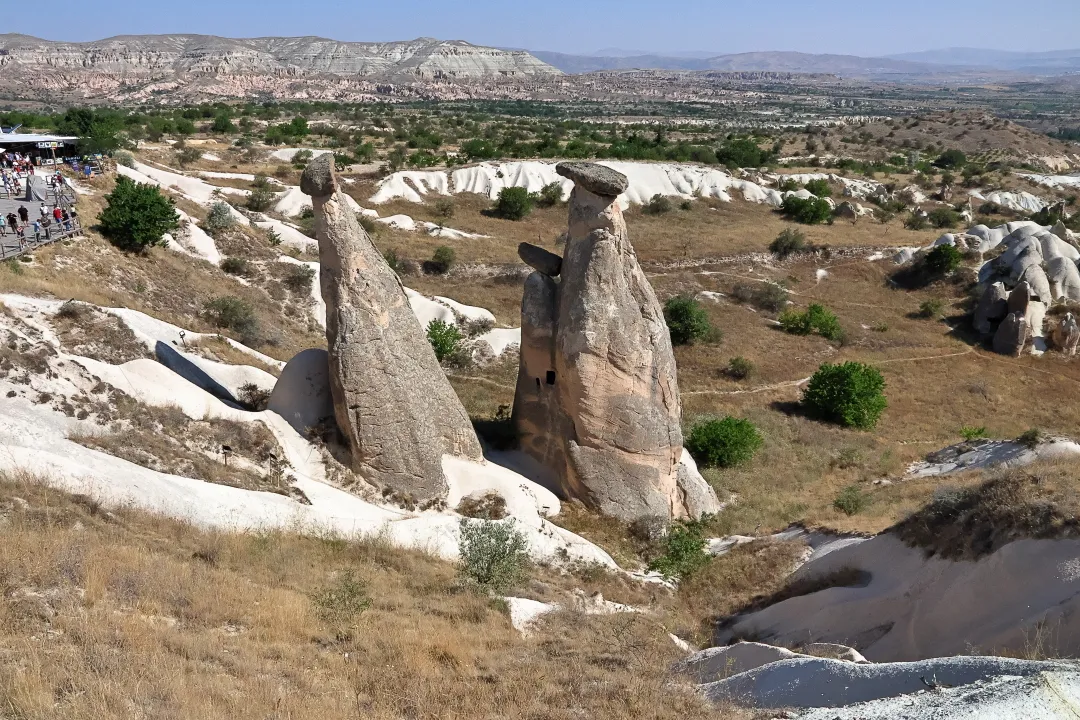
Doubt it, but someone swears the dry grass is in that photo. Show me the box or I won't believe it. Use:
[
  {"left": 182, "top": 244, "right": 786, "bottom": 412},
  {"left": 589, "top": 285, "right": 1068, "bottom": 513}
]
[
  {"left": 51, "top": 301, "right": 150, "bottom": 365},
  {"left": 186, "top": 336, "right": 282, "bottom": 378},
  {"left": 68, "top": 403, "right": 288, "bottom": 495},
  {"left": 890, "top": 459, "right": 1080, "bottom": 560},
  {"left": 0, "top": 475, "right": 759, "bottom": 720}
]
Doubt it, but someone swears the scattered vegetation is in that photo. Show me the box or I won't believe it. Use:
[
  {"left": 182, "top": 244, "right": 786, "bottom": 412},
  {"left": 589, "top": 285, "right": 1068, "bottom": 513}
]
[
  {"left": 769, "top": 228, "right": 808, "bottom": 258},
  {"left": 457, "top": 519, "right": 530, "bottom": 593},
  {"left": 726, "top": 356, "right": 754, "bottom": 380},
  {"left": 491, "top": 186, "right": 535, "bottom": 221},
  {"left": 961, "top": 425, "right": 989, "bottom": 441},
  {"left": 833, "top": 486, "right": 868, "bottom": 516},
  {"left": 918, "top": 298, "right": 946, "bottom": 318},
  {"left": 643, "top": 194, "right": 674, "bottom": 215},
  {"left": 780, "top": 195, "right": 832, "bottom": 225},
  {"left": 426, "top": 319, "right": 463, "bottom": 362},
  {"left": 732, "top": 282, "right": 790, "bottom": 312},
  {"left": 203, "top": 201, "right": 237, "bottom": 235},
  {"left": 427, "top": 246, "right": 456, "bottom": 275},
  {"left": 778, "top": 304, "right": 844, "bottom": 342},
  {"left": 647, "top": 520, "right": 710, "bottom": 581}
]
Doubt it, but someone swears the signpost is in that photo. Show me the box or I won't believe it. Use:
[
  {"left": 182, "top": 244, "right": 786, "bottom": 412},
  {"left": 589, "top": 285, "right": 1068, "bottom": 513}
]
[{"left": 36, "top": 140, "right": 65, "bottom": 168}]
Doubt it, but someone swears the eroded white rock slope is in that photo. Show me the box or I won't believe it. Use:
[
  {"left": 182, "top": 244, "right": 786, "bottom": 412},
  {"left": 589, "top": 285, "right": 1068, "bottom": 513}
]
[{"left": 0, "top": 294, "right": 606, "bottom": 567}]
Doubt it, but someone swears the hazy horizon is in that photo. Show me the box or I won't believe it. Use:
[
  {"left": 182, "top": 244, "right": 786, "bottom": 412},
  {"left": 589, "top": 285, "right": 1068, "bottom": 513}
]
[{"left": 6, "top": 0, "right": 1079, "bottom": 58}]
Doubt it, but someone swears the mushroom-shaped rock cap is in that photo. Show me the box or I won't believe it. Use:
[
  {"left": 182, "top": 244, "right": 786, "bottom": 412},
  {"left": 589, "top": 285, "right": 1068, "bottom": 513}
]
[
  {"left": 300, "top": 154, "right": 337, "bottom": 198},
  {"left": 556, "top": 161, "right": 628, "bottom": 198},
  {"left": 517, "top": 242, "right": 563, "bottom": 277}
]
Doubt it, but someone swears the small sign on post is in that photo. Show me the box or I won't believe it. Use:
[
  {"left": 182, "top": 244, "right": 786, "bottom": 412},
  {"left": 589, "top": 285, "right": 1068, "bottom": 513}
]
[{"left": 36, "top": 141, "right": 65, "bottom": 149}]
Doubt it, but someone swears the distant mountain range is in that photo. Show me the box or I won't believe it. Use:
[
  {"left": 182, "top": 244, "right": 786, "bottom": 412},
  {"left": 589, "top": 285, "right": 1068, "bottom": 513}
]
[{"left": 531, "top": 47, "right": 1080, "bottom": 78}]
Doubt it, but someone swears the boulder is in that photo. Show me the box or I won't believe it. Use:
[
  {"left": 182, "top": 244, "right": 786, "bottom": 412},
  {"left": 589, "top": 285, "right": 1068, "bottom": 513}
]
[
  {"left": 517, "top": 242, "right": 563, "bottom": 277},
  {"left": 973, "top": 282, "right": 1008, "bottom": 335},
  {"left": 1007, "top": 281, "right": 1031, "bottom": 315},
  {"left": 993, "top": 311, "right": 1029, "bottom": 357},
  {"left": 513, "top": 162, "right": 721, "bottom": 521},
  {"left": 1053, "top": 312, "right": 1080, "bottom": 357},
  {"left": 301, "top": 158, "right": 483, "bottom": 502},
  {"left": 555, "top": 161, "right": 628, "bottom": 197},
  {"left": 834, "top": 201, "right": 858, "bottom": 221}
]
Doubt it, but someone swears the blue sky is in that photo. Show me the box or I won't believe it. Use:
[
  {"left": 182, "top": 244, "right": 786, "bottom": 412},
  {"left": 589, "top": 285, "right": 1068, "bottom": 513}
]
[{"left": 8, "top": 0, "right": 1080, "bottom": 56}]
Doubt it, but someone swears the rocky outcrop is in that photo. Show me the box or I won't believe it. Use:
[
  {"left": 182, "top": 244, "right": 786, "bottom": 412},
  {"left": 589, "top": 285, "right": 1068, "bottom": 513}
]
[
  {"left": 301, "top": 155, "right": 482, "bottom": 501},
  {"left": 512, "top": 161, "right": 721, "bottom": 521},
  {"left": 973, "top": 282, "right": 1008, "bottom": 335},
  {"left": 1053, "top": 312, "right": 1080, "bottom": 356},
  {"left": 517, "top": 242, "right": 562, "bottom": 277}
]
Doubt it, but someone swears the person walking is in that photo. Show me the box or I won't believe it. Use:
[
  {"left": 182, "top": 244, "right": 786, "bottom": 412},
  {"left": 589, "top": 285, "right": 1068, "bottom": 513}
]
[
  {"left": 17, "top": 205, "right": 28, "bottom": 225},
  {"left": 31, "top": 219, "right": 41, "bottom": 242},
  {"left": 61, "top": 208, "right": 71, "bottom": 231},
  {"left": 39, "top": 202, "right": 48, "bottom": 221},
  {"left": 52, "top": 205, "right": 62, "bottom": 225},
  {"left": 0, "top": 213, "right": 6, "bottom": 237}
]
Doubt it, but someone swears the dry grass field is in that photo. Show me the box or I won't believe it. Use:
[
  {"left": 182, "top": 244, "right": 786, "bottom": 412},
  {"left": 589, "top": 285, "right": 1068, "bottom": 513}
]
[{"left": 0, "top": 473, "right": 775, "bottom": 720}]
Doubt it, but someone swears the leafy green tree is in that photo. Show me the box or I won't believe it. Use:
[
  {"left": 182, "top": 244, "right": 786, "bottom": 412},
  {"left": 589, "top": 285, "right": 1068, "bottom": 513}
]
[
  {"left": 647, "top": 521, "right": 711, "bottom": 581},
  {"left": 211, "top": 113, "right": 236, "bottom": 134},
  {"left": 804, "top": 178, "right": 832, "bottom": 197},
  {"left": 685, "top": 417, "right": 763, "bottom": 469},
  {"left": 664, "top": 296, "right": 713, "bottom": 346},
  {"left": 927, "top": 208, "right": 962, "bottom": 229},
  {"left": 780, "top": 196, "right": 832, "bottom": 224},
  {"left": 933, "top": 149, "right": 967, "bottom": 169},
  {"left": 426, "top": 319, "right": 463, "bottom": 362},
  {"left": 175, "top": 119, "right": 196, "bottom": 135},
  {"left": 492, "top": 186, "right": 534, "bottom": 221},
  {"left": 802, "top": 362, "right": 888, "bottom": 430},
  {"left": 458, "top": 519, "right": 529, "bottom": 593},
  {"left": 770, "top": 228, "right": 807, "bottom": 258},
  {"left": 924, "top": 244, "right": 962, "bottom": 275},
  {"left": 99, "top": 176, "right": 180, "bottom": 252},
  {"left": 715, "top": 138, "right": 772, "bottom": 169}
]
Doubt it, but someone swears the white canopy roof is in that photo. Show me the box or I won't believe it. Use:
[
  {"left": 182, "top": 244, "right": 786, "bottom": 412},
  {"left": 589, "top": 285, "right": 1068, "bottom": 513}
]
[{"left": 0, "top": 133, "right": 79, "bottom": 145}]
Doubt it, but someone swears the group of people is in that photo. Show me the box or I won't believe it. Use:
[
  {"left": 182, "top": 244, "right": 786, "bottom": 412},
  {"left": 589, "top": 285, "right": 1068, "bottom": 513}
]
[
  {"left": 1, "top": 151, "right": 37, "bottom": 177},
  {"left": 0, "top": 201, "right": 78, "bottom": 249}
]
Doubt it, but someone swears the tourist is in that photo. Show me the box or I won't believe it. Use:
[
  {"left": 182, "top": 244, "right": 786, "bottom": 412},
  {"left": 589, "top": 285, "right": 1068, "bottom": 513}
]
[
  {"left": 38, "top": 202, "right": 48, "bottom": 220},
  {"left": 52, "top": 205, "right": 62, "bottom": 224},
  {"left": 0, "top": 213, "right": 6, "bottom": 237},
  {"left": 61, "top": 208, "right": 72, "bottom": 231},
  {"left": 5, "top": 213, "right": 17, "bottom": 233},
  {"left": 17, "top": 205, "right": 28, "bottom": 224},
  {"left": 31, "top": 219, "right": 41, "bottom": 242}
]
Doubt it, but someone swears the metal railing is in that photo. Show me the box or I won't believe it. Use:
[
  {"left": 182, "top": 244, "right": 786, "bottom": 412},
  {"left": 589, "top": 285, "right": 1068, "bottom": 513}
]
[{"left": 0, "top": 221, "right": 83, "bottom": 261}]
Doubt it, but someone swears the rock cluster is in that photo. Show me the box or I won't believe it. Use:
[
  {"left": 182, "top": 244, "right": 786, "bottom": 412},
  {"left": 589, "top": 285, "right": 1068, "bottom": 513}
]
[
  {"left": 512, "top": 161, "right": 720, "bottom": 521},
  {"left": 301, "top": 155, "right": 482, "bottom": 502}
]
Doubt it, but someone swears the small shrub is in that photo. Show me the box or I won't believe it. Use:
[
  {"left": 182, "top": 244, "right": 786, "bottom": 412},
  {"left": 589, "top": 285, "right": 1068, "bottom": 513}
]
[
  {"left": 266, "top": 227, "right": 282, "bottom": 246},
  {"left": 904, "top": 213, "right": 930, "bottom": 231},
  {"left": 310, "top": 569, "right": 372, "bottom": 632},
  {"left": 685, "top": 417, "right": 763, "bottom": 469},
  {"left": 237, "top": 382, "right": 271, "bottom": 411},
  {"left": 726, "top": 356, "right": 754, "bottom": 380},
  {"left": 114, "top": 151, "right": 135, "bottom": 168},
  {"left": 647, "top": 521, "right": 710, "bottom": 581},
  {"left": 733, "top": 282, "right": 790, "bottom": 312},
  {"left": 536, "top": 182, "right": 564, "bottom": 208},
  {"left": 924, "top": 244, "right": 962, "bottom": 275},
  {"left": 383, "top": 248, "right": 403, "bottom": 273},
  {"left": 961, "top": 426, "right": 989, "bottom": 441},
  {"left": 833, "top": 486, "right": 868, "bottom": 516},
  {"left": 456, "top": 492, "right": 508, "bottom": 521},
  {"left": 928, "top": 207, "right": 962, "bottom": 229},
  {"left": 643, "top": 194, "right": 673, "bottom": 215},
  {"left": 100, "top": 176, "right": 182, "bottom": 253},
  {"left": 252, "top": 175, "right": 271, "bottom": 189},
  {"left": 1018, "top": 428, "right": 1043, "bottom": 449},
  {"left": 220, "top": 257, "right": 250, "bottom": 276},
  {"left": 426, "top": 246, "right": 456, "bottom": 275},
  {"left": 427, "top": 319, "right": 463, "bottom": 362},
  {"left": 918, "top": 298, "right": 946, "bottom": 318},
  {"left": 175, "top": 146, "right": 201, "bottom": 167},
  {"left": 664, "top": 295, "right": 713, "bottom": 346},
  {"left": 779, "top": 304, "right": 842, "bottom": 341},
  {"left": 434, "top": 198, "right": 455, "bottom": 221},
  {"left": 780, "top": 195, "right": 832, "bottom": 224},
  {"left": 203, "top": 296, "right": 260, "bottom": 344},
  {"left": 285, "top": 263, "right": 316, "bottom": 294},
  {"left": 679, "top": 199, "right": 693, "bottom": 211},
  {"left": 247, "top": 186, "right": 274, "bottom": 212},
  {"left": 458, "top": 519, "right": 529, "bottom": 593},
  {"left": 358, "top": 215, "right": 380, "bottom": 236},
  {"left": 492, "top": 186, "right": 534, "bottom": 221},
  {"left": 770, "top": 228, "right": 808, "bottom": 258},
  {"left": 204, "top": 202, "right": 236, "bottom": 235},
  {"left": 803, "top": 361, "right": 888, "bottom": 430},
  {"left": 804, "top": 178, "right": 832, "bottom": 197}
]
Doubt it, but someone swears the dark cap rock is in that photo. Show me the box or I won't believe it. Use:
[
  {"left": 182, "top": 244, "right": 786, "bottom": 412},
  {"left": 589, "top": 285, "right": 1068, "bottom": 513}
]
[
  {"left": 556, "top": 162, "right": 628, "bottom": 197},
  {"left": 300, "top": 154, "right": 337, "bottom": 198},
  {"left": 518, "top": 242, "right": 563, "bottom": 277}
]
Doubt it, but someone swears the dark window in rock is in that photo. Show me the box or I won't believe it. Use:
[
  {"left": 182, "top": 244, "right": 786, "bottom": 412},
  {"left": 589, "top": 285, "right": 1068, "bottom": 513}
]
[
  {"left": 535, "top": 378, "right": 541, "bottom": 389},
  {"left": 546, "top": 371, "right": 556, "bottom": 386}
]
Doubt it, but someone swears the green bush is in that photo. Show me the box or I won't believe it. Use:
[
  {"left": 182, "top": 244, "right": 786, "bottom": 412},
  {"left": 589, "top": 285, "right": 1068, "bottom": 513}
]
[
  {"left": 428, "top": 246, "right": 456, "bottom": 275},
  {"left": 770, "top": 228, "right": 808, "bottom": 258},
  {"left": 726, "top": 356, "right": 754, "bottom": 380},
  {"left": 780, "top": 195, "right": 832, "bottom": 224},
  {"left": 715, "top": 138, "right": 772, "bottom": 169},
  {"left": 492, "top": 186, "right": 534, "bottom": 220},
  {"left": 114, "top": 151, "right": 135, "bottom": 168},
  {"left": 427, "top": 319, "right": 463, "bottom": 362},
  {"left": 647, "top": 521, "right": 710, "bottom": 581},
  {"left": 664, "top": 295, "right": 713, "bottom": 346},
  {"left": 383, "top": 248, "right": 403, "bottom": 274},
  {"left": 924, "top": 244, "right": 962, "bottom": 275},
  {"left": 803, "top": 362, "right": 888, "bottom": 430},
  {"left": 928, "top": 207, "right": 962, "bottom": 229},
  {"left": 310, "top": 569, "right": 371, "bottom": 633},
  {"left": 536, "top": 182, "right": 564, "bottom": 208},
  {"left": 285, "top": 264, "right": 316, "bottom": 294},
  {"left": 733, "top": 282, "right": 790, "bottom": 312},
  {"left": 458, "top": 519, "right": 529, "bottom": 593},
  {"left": 779, "top": 304, "right": 843, "bottom": 341},
  {"left": 833, "top": 486, "right": 868, "bottom": 516},
  {"left": 685, "top": 417, "right": 763, "bottom": 469},
  {"left": 904, "top": 213, "right": 930, "bottom": 231},
  {"left": 175, "top": 146, "right": 201, "bottom": 167},
  {"left": 961, "top": 426, "right": 988, "bottom": 441},
  {"left": 933, "top": 149, "right": 967, "bottom": 169},
  {"left": 434, "top": 198, "right": 455, "bottom": 221},
  {"left": 266, "top": 227, "right": 282, "bottom": 246},
  {"left": 220, "top": 257, "right": 250, "bottom": 276},
  {"left": 918, "top": 298, "right": 946, "bottom": 318},
  {"left": 99, "top": 176, "right": 180, "bottom": 252},
  {"left": 204, "top": 202, "right": 236, "bottom": 235},
  {"left": 247, "top": 187, "right": 275, "bottom": 212},
  {"left": 1018, "top": 428, "right": 1042, "bottom": 449},
  {"left": 643, "top": 194, "right": 673, "bottom": 215},
  {"left": 203, "top": 296, "right": 260, "bottom": 344},
  {"left": 804, "top": 178, "right": 832, "bottom": 197}
]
